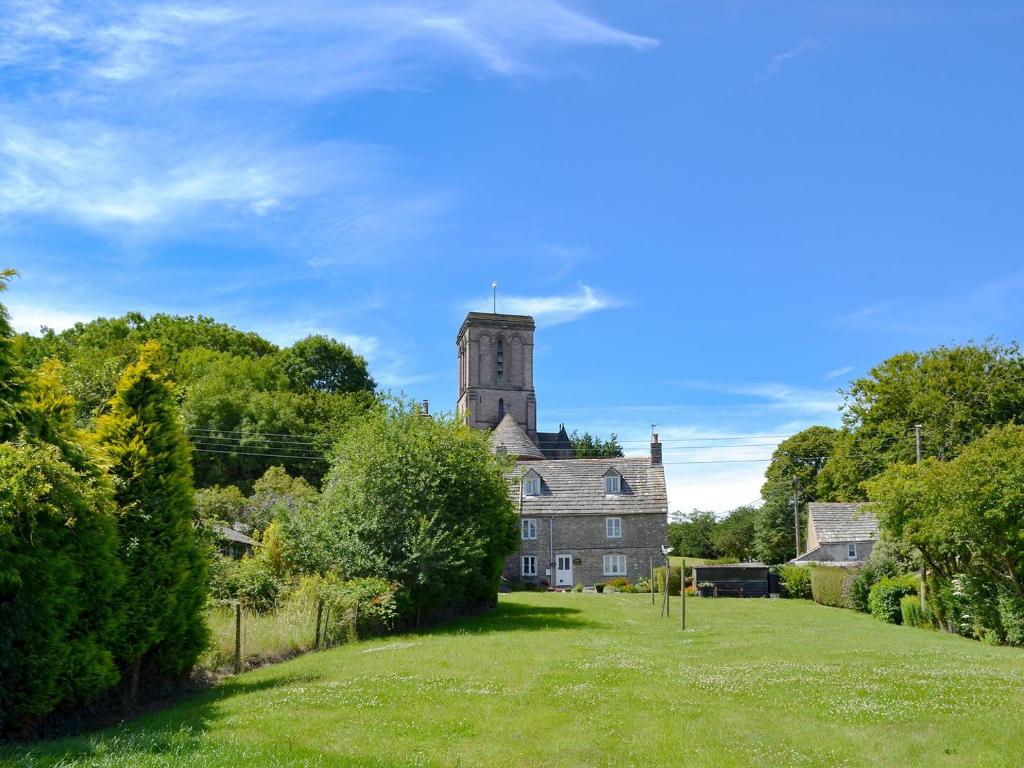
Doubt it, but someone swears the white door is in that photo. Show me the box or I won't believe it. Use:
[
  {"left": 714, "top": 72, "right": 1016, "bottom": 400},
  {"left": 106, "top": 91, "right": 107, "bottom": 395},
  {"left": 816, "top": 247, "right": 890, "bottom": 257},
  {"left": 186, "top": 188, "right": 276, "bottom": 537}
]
[{"left": 555, "top": 554, "right": 573, "bottom": 587}]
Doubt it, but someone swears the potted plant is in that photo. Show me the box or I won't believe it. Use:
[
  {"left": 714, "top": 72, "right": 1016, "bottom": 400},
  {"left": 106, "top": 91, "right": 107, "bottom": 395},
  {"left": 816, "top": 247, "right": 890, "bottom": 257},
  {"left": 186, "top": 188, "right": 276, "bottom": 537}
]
[
  {"left": 595, "top": 582, "right": 606, "bottom": 594},
  {"left": 698, "top": 581, "right": 715, "bottom": 598}
]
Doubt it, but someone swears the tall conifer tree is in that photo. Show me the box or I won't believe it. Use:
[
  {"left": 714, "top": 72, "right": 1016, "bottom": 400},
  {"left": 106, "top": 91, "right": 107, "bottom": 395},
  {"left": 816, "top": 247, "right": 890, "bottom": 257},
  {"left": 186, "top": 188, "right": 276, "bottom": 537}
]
[{"left": 95, "top": 341, "right": 207, "bottom": 698}]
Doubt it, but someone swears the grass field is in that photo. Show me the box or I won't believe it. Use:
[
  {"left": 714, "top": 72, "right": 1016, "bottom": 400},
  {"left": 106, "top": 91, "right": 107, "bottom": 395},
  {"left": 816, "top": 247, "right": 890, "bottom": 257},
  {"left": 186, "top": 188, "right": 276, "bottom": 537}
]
[{"left": 4, "top": 593, "right": 1024, "bottom": 767}]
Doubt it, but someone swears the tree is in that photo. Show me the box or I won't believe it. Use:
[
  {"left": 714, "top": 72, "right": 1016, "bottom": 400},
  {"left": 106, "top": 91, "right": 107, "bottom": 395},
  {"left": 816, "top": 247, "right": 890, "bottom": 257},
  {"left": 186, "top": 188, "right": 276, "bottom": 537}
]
[
  {"left": 93, "top": 342, "right": 208, "bottom": 697},
  {"left": 821, "top": 343, "right": 1024, "bottom": 499},
  {"left": 867, "top": 425, "right": 1024, "bottom": 643},
  {"left": 712, "top": 505, "right": 759, "bottom": 561},
  {"left": 244, "top": 465, "right": 319, "bottom": 533},
  {"left": 281, "top": 335, "right": 375, "bottom": 395},
  {"left": 0, "top": 270, "right": 25, "bottom": 440},
  {"left": 317, "top": 403, "right": 517, "bottom": 623},
  {"left": 754, "top": 426, "right": 840, "bottom": 563},
  {"left": 569, "top": 430, "right": 624, "bottom": 458},
  {"left": 195, "top": 484, "right": 247, "bottom": 525},
  {"left": 668, "top": 510, "right": 721, "bottom": 559},
  {"left": 0, "top": 443, "right": 124, "bottom": 734}
]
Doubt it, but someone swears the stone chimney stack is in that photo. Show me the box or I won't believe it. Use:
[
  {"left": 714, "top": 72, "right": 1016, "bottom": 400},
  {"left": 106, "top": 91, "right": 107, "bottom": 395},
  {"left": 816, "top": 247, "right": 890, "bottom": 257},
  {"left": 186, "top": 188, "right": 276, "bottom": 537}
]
[
  {"left": 650, "top": 433, "right": 663, "bottom": 465},
  {"left": 420, "top": 400, "right": 430, "bottom": 417}
]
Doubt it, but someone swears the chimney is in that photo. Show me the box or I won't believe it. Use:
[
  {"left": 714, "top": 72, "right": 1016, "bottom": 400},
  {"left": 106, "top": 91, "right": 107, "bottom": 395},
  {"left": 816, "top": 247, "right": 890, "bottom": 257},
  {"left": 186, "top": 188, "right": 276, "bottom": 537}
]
[
  {"left": 650, "top": 432, "right": 663, "bottom": 465},
  {"left": 421, "top": 400, "right": 430, "bottom": 417}
]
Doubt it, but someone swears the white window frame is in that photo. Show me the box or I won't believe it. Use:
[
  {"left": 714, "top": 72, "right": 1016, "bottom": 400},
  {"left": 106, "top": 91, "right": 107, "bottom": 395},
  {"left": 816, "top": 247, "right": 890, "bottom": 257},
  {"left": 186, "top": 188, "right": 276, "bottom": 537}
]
[
  {"left": 603, "top": 554, "right": 627, "bottom": 576},
  {"left": 605, "top": 517, "right": 622, "bottom": 539},
  {"left": 521, "top": 518, "right": 538, "bottom": 540},
  {"left": 521, "top": 555, "right": 537, "bottom": 577},
  {"left": 604, "top": 474, "right": 622, "bottom": 494},
  {"left": 847, "top": 542, "right": 858, "bottom": 560},
  {"left": 524, "top": 475, "right": 541, "bottom": 497}
]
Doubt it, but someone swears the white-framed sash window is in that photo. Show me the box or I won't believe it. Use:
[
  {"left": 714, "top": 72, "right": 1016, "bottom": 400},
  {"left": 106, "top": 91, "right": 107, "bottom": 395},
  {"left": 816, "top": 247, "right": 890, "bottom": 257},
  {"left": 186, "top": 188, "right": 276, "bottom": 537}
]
[
  {"left": 521, "top": 555, "right": 537, "bottom": 577},
  {"left": 603, "top": 554, "right": 627, "bottom": 576},
  {"left": 604, "top": 475, "right": 621, "bottom": 494},
  {"left": 605, "top": 517, "right": 622, "bottom": 539},
  {"left": 524, "top": 475, "right": 541, "bottom": 496},
  {"left": 521, "top": 518, "right": 538, "bottom": 540},
  {"left": 847, "top": 543, "right": 858, "bottom": 560}
]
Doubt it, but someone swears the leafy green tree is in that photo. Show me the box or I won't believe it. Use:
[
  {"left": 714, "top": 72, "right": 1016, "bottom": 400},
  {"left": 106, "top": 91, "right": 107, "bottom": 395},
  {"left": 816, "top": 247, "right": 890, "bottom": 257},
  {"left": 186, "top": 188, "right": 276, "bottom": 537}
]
[
  {"left": 754, "top": 426, "right": 840, "bottom": 563},
  {"left": 668, "top": 510, "right": 721, "bottom": 559},
  {"left": 0, "top": 270, "right": 26, "bottom": 440},
  {"left": 712, "top": 505, "right": 759, "bottom": 561},
  {"left": 281, "top": 335, "right": 375, "bottom": 394},
  {"left": 569, "top": 430, "right": 624, "bottom": 458},
  {"left": 317, "top": 403, "right": 517, "bottom": 623},
  {"left": 195, "top": 485, "right": 247, "bottom": 524},
  {"left": 821, "top": 343, "right": 1024, "bottom": 499},
  {"left": 867, "top": 424, "right": 1024, "bottom": 643},
  {"left": 0, "top": 442, "right": 124, "bottom": 734},
  {"left": 245, "top": 465, "right": 319, "bottom": 533},
  {"left": 94, "top": 342, "right": 208, "bottom": 697}
]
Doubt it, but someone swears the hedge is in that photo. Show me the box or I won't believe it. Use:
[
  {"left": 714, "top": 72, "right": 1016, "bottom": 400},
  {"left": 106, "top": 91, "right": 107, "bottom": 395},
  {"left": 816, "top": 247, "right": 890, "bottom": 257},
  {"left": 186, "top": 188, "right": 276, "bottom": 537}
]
[
  {"left": 655, "top": 566, "right": 682, "bottom": 596},
  {"left": 810, "top": 566, "right": 858, "bottom": 609},
  {"left": 868, "top": 575, "right": 920, "bottom": 624},
  {"left": 778, "top": 565, "right": 811, "bottom": 599}
]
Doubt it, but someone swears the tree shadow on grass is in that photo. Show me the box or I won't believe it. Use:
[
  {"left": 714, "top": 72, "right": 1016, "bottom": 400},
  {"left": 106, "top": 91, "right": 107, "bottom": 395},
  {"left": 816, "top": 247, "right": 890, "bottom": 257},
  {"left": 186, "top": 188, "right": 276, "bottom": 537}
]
[
  {"left": 427, "top": 599, "right": 602, "bottom": 637},
  {"left": 0, "top": 672, "right": 320, "bottom": 765}
]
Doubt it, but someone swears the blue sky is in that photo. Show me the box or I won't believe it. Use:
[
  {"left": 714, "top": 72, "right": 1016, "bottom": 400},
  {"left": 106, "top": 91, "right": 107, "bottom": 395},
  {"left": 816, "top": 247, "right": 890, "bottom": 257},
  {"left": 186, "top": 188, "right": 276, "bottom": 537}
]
[{"left": 3, "top": 0, "right": 1024, "bottom": 512}]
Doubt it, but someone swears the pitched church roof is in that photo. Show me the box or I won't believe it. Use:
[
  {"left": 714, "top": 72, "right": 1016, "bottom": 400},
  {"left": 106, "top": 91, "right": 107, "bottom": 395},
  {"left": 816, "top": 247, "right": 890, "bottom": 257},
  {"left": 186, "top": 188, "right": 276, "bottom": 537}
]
[
  {"left": 511, "top": 457, "right": 667, "bottom": 516},
  {"left": 490, "top": 413, "right": 545, "bottom": 460},
  {"left": 536, "top": 424, "right": 574, "bottom": 459},
  {"left": 807, "top": 502, "right": 879, "bottom": 543}
]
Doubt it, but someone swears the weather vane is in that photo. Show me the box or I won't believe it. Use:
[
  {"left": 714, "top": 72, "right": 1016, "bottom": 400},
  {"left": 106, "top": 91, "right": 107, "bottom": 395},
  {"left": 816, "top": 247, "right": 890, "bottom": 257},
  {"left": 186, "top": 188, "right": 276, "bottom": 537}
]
[{"left": 492, "top": 280, "right": 497, "bottom": 313}]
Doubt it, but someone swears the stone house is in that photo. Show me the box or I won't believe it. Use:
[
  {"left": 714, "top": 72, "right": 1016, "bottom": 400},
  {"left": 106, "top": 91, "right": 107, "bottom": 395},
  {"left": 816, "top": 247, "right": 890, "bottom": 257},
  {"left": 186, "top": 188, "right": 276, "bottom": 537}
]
[
  {"left": 791, "top": 502, "right": 879, "bottom": 565},
  {"left": 455, "top": 310, "right": 668, "bottom": 587}
]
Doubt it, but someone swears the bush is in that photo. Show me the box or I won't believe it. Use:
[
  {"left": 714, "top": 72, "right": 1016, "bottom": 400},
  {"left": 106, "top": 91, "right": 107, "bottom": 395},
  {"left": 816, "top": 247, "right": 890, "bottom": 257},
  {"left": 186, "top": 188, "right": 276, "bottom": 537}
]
[
  {"left": 778, "top": 565, "right": 811, "bottom": 599},
  {"left": 900, "top": 594, "right": 927, "bottom": 628},
  {"left": 655, "top": 566, "right": 682, "bottom": 596},
  {"left": 868, "top": 575, "right": 919, "bottom": 624},
  {"left": 850, "top": 555, "right": 901, "bottom": 613},
  {"left": 810, "top": 566, "right": 857, "bottom": 608},
  {"left": 606, "top": 577, "right": 631, "bottom": 591},
  {"left": 234, "top": 558, "right": 285, "bottom": 613},
  {"left": 573, "top": 583, "right": 583, "bottom": 593},
  {"left": 997, "top": 591, "right": 1024, "bottom": 647},
  {"left": 0, "top": 442, "right": 124, "bottom": 735}
]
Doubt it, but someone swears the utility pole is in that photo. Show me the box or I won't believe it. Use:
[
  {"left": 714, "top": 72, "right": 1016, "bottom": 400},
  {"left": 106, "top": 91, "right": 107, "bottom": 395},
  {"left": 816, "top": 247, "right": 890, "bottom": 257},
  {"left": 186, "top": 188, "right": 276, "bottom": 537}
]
[
  {"left": 914, "top": 424, "right": 923, "bottom": 463},
  {"left": 791, "top": 477, "right": 801, "bottom": 558}
]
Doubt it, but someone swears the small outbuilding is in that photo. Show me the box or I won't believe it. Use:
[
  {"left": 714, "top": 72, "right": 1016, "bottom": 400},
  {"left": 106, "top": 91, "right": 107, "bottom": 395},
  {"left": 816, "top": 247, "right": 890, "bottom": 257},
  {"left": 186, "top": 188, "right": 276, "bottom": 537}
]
[{"left": 692, "top": 562, "right": 771, "bottom": 598}]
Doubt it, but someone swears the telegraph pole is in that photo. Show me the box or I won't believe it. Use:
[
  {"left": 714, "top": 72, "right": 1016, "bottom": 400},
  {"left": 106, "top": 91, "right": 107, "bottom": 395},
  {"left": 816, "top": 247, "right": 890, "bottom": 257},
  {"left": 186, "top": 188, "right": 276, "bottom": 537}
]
[
  {"left": 914, "top": 424, "right": 923, "bottom": 463},
  {"left": 791, "top": 477, "right": 801, "bottom": 558}
]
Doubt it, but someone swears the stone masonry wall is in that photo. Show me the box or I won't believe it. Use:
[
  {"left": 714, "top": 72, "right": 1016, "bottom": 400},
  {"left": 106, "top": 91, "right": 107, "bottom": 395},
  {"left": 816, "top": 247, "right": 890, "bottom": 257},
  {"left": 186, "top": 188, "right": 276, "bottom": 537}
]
[{"left": 504, "top": 512, "right": 667, "bottom": 587}]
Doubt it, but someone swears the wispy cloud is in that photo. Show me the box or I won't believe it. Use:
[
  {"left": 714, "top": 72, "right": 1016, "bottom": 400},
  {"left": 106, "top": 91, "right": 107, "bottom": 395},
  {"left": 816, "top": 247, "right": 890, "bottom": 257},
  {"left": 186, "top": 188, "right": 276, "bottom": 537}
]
[
  {"left": 823, "top": 365, "right": 853, "bottom": 381},
  {"left": 466, "top": 284, "right": 620, "bottom": 326},
  {"left": 673, "top": 379, "right": 842, "bottom": 418},
  {"left": 754, "top": 37, "right": 830, "bottom": 83},
  {"left": 6, "top": 299, "right": 95, "bottom": 334}
]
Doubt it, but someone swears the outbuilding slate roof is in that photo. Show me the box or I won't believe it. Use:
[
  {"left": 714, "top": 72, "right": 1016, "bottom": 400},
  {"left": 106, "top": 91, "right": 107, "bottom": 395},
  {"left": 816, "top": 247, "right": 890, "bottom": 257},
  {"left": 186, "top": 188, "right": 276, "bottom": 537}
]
[
  {"left": 490, "top": 413, "right": 546, "bottom": 460},
  {"left": 212, "top": 524, "right": 260, "bottom": 547},
  {"left": 511, "top": 456, "right": 667, "bottom": 516},
  {"left": 807, "top": 502, "right": 879, "bottom": 543}
]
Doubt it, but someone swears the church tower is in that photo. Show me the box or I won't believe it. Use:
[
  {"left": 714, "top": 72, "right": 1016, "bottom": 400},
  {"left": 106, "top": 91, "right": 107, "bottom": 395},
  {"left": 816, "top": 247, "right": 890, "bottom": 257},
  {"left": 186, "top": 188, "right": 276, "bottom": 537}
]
[{"left": 456, "top": 312, "right": 537, "bottom": 439}]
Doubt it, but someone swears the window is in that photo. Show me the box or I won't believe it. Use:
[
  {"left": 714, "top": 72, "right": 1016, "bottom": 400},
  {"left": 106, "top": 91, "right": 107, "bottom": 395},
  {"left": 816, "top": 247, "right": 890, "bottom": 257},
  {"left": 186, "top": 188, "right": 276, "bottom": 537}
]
[
  {"left": 523, "top": 474, "right": 541, "bottom": 497},
  {"left": 521, "top": 518, "right": 538, "bottom": 539},
  {"left": 498, "top": 398, "right": 505, "bottom": 421},
  {"left": 847, "top": 543, "right": 858, "bottom": 560},
  {"left": 605, "top": 517, "right": 622, "bottom": 539},
  {"left": 604, "top": 474, "right": 621, "bottom": 494},
  {"left": 603, "top": 554, "right": 627, "bottom": 576},
  {"left": 496, "top": 339, "right": 504, "bottom": 381},
  {"left": 521, "top": 555, "right": 537, "bottom": 577}
]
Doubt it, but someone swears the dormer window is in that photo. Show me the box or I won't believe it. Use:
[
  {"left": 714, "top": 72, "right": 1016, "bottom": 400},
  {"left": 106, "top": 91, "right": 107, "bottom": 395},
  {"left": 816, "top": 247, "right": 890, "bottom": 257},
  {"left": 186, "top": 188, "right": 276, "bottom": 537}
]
[
  {"left": 523, "top": 471, "right": 541, "bottom": 497},
  {"left": 602, "top": 468, "right": 622, "bottom": 495}
]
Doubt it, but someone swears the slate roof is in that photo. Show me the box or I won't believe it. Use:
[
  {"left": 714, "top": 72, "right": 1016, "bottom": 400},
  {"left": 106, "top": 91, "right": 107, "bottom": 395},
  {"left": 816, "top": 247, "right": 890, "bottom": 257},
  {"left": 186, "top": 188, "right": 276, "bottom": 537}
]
[
  {"left": 536, "top": 424, "right": 574, "bottom": 459},
  {"left": 212, "top": 524, "right": 260, "bottom": 547},
  {"left": 807, "top": 502, "right": 879, "bottom": 543},
  {"left": 511, "top": 456, "right": 667, "bottom": 516},
  {"left": 490, "top": 413, "right": 545, "bottom": 460}
]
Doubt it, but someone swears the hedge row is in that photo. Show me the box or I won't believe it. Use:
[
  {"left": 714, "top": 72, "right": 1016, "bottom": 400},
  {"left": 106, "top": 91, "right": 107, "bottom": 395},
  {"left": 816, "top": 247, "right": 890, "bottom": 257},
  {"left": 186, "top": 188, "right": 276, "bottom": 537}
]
[{"left": 810, "top": 566, "right": 858, "bottom": 609}]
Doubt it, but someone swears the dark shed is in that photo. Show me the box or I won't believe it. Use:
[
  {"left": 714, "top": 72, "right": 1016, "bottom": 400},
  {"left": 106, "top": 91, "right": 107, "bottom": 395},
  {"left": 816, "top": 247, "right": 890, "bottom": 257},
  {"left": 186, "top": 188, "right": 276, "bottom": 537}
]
[{"left": 692, "top": 562, "right": 770, "bottom": 598}]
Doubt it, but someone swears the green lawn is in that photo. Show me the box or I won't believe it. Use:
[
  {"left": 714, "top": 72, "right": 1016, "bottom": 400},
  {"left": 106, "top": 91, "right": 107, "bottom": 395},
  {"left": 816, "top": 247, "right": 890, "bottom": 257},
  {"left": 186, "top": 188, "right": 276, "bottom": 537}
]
[{"left": 4, "top": 593, "right": 1024, "bottom": 767}]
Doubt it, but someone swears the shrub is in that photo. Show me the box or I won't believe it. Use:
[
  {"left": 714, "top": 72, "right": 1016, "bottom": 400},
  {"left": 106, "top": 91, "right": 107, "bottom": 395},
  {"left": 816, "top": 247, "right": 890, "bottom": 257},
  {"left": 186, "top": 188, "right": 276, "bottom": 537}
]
[
  {"left": 997, "top": 591, "right": 1024, "bottom": 647},
  {"left": 810, "top": 566, "right": 857, "bottom": 609},
  {"left": 234, "top": 558, "right": 285, "bottom": 613},
  {"left": 850, "top": 555, "right": 901, "bottom": 613},
  {"left": 778, "top": 565, "right": 811, "bottom": 599},
  {"left": 655, "top": 566, "right": 682, "bottom": 596},
  {"left": 573, "top": 583, "right": 583, "bottom": 593},
  {"left": 900, "top": 594, "right": 927, "bottom": 628},
  {"left": 606, "top": 577, "right": 631, "bottom": 591},
  {"left": 0, "top": 442, "right": 124, "bottom": 735},
  {"left": 868, "top": 575, "right": 919, "bottom": 624}
]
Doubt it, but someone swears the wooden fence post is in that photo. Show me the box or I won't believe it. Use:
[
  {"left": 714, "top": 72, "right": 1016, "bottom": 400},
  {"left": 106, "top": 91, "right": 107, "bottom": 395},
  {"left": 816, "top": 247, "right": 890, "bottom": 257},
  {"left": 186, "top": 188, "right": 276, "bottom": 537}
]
[
  {"left": 234, "top": 602, "right": 242, "bottom": 675},
  {"left": 680, "top": 558, "right": 686, "bottom": 631},
  {"left": 650, "top": 557, "right": 655, "bottom": 606},
  {"left": 315, "top": 598, "right": 323, "bottom": 650}
]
